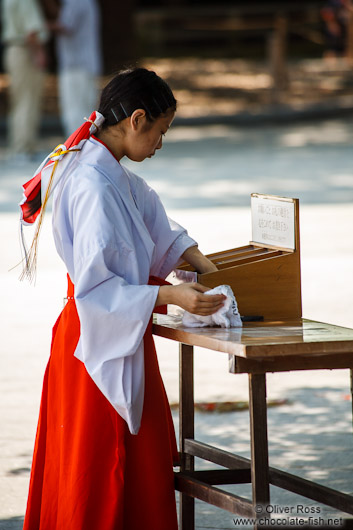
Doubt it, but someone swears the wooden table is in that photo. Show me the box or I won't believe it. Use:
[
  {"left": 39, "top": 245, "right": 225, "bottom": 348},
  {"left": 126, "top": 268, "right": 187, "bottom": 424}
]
[{"left": 153, "top": 314, "right": 353, "bottom": 529}]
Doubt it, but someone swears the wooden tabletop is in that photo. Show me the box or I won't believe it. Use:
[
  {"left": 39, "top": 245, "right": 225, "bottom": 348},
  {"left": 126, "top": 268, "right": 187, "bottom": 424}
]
[{"left": 152, "top": 314, "right": 353, "bottom": 359}]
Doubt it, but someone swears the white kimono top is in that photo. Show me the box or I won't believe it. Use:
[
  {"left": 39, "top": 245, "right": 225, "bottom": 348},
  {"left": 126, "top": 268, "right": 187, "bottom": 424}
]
[{"left": 51, "top": 137, "right": 197, "bottom": 434}]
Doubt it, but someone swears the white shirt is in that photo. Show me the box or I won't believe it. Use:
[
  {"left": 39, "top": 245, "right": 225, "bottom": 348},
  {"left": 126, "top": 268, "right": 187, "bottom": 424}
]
[
  {"left": 1, "top": 0, "right": 48, "bottom": 45},
  {"left": 56, "top": 0, "right": 102, "bottom": 75},
  {"left": 52, "top": 137, "right": 196, "bottom": 434}
]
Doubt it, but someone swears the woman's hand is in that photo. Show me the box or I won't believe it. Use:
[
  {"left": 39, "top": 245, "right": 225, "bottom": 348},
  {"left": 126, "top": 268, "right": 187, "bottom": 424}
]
[
  {"left": 181, "top": 245, "right": 218, "bottom": 274},
  {"left": 156, "top": 283, "right": 225, "bottom": 316}
]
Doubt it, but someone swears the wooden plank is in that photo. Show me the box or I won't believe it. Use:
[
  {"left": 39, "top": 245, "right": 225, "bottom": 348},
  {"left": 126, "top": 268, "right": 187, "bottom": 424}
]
[
  {"left": 184, "top": 439, "right": 251, "bottom": 470},
  {"left": 153, "top": 315, "right": 353, "bottom": 359},
  {"left": 180, "top": 468, "right": 251, "bottom": 485},
  {"left": 269, "top": 468, "right": 353, "bottom": 515},
  {"left": 208, "top": 245, "right": 255, "bottom": 259},
  {"left": 183, "top": 439, "right": 353, "bottom": 515},
  {"left": 175, "top": 472, "right": 254, "bottom": 517},
  {"left": 153, "top": 318, "right": 246, "bottom": 356},
  {"left": 249, "top": 373, "right": 270, "bottom": 508},
  {"left": 350, "top": 368, "right": 353, "bottom": 434},
  {"left": 230, "top": 352, "right": 353, "bottom": 374},
  {"left": 179, "top": 343, "right": 195, "bottom": 530},
  {"left": 177, "top": 245, "right": 254, "bottom": 271},
  {"left": 214, "top": 250, "right": 284, "bottom": 270},
  {"left": 179, "top": 343, "right": 194, "bottom": 461},
  {"left": 214, "top": 248, "right": 272, "bottom": 263},
  {"left": 251, "top": 241, "right": 295, "bottom": 252}
]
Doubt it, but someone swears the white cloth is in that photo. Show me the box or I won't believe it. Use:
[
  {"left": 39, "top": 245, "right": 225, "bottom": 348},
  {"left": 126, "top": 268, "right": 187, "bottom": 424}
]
[
  {"left": 4, "top": 45, "right": 44, "bottom": 154},
  {"left": 2, "top": 0, "right": 49, "bottom": 45},
  {"left": 52, "top": 137, "right": 197, "bottom": 434},
  {"left": 182, "top": 285, "right": 242, "bottom": 328},
  {"left": 57, "top": 0, "right": 102, "bottom": 75},
  {"left": 2, "top": 0, "right": 48, "bottom": 154},
  {"left": 56, "top": 0, "right": 102, "bottom": 136},
  {"left": 59, "top": 70, "right": 99, "bottom": 136}
]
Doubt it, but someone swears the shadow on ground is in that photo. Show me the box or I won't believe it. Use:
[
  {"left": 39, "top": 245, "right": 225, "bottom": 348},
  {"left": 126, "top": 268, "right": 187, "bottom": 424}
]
[
  {"left": 172, "top": 385, "right": 353, "bottom": 528},
  {"left": 0, "top": 517, "right": 24, "bottom": 530}
]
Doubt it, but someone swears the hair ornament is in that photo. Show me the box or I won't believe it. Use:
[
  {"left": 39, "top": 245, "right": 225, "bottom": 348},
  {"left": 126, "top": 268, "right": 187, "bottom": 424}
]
[
  {"left": 119, "top": 102, "right": 129, "bottom": 118},
  {"left": 84, "top": 115, "right": 104, "bottom": 133},
  {"left": 111, "top": 107, "right": 119, "bottom": 123}
]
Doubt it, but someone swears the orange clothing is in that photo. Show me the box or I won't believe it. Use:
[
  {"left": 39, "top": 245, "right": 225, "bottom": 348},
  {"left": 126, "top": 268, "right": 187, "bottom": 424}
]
[{"left": 23, "top": 277, "right": 178, "bottom": 529}]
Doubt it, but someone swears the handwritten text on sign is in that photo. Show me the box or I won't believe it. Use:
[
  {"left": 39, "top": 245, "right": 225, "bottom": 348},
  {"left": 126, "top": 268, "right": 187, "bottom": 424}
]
[{"left": 251, "top": 196, "right": 295, "bottom": 250}]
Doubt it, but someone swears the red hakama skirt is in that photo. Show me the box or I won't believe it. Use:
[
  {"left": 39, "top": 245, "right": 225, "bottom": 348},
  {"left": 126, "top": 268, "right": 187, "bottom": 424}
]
[{"left": 23, "top": 277, "right": 179, "bottom": 530}]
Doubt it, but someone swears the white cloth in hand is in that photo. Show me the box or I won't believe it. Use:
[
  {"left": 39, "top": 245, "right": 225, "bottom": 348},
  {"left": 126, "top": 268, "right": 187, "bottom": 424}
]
[{"left": 182, "top": 285, "right": 242, "bottom": 328}]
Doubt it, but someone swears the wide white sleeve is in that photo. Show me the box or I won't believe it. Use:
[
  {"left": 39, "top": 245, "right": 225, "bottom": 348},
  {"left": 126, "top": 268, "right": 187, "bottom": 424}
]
[
  {"left": 135, "top": 177, "right": 198, "bottom": 278},
  {"left": 69, "top": 181, "right": 159, "bottom": 435}
]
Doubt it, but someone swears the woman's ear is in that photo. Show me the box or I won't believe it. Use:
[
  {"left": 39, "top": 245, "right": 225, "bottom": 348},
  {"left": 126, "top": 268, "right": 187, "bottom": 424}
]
[{"left": 130, "top": 109, "right": 146, "bottom": 131}]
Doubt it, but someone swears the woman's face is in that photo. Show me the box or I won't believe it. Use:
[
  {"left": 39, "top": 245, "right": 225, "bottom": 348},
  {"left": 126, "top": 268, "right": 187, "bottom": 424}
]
[{"left": 124, "top": 109, "right": 175, "bottom": 162}]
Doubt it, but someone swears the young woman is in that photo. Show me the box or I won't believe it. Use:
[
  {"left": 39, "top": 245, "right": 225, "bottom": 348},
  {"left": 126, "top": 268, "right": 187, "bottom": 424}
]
[{"left": 21, "top": 68, "right": 225, "bottom": 530}]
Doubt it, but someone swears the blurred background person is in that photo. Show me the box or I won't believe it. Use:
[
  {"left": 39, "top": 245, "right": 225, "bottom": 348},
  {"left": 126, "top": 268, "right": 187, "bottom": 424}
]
[
  {"left": 49, "top": 0, "right": 102, "bottom": 137},
  {"left": 321, "top": 0, "right": 352, "bottom": 61},
  {"left": 1, "top": 0, "right": 49, "bottom": 162}
]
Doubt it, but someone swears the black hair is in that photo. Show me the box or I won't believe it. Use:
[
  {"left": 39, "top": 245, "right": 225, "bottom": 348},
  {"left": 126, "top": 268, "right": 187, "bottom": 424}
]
[
  {"left": 25, "top": 68, "right": 175, "bottom": 219},
  {"left": 98, "top": 67, "right": 177, "bottom": 129}
]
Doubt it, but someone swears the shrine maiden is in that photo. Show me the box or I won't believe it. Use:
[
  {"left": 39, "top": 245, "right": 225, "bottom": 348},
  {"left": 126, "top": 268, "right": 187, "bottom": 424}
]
[{"left": 21, "top": 68, "right": 225, "bottom": 530}]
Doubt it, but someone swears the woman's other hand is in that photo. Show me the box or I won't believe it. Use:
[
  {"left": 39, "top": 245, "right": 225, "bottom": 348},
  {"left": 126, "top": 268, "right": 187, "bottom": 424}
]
[{"left": 181, "top": 246, "right": 218, "bottom": 274}]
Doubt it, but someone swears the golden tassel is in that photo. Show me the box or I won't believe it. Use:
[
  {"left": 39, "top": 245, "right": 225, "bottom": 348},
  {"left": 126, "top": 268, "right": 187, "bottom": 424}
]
[
  {"left": 19, "top": 147, "right": 80, "bottom": 282},
  {"left": 19, "top": 158, "right": 60, "bottom": 282}
]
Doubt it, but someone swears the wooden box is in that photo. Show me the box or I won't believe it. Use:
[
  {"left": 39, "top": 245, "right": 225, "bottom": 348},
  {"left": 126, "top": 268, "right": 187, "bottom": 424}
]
[{"left": 178, "top": 194, "right": 302, "bottom": 321}]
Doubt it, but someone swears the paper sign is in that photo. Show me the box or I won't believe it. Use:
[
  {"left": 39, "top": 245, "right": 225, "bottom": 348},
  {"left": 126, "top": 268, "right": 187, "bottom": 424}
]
[{"left": 251, "top": 195, "right": 295, "bottom": 250}]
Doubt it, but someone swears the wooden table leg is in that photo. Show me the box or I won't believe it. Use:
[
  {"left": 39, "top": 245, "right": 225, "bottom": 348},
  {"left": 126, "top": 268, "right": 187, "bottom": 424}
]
[
  {"left": 248, "top": 373, "right": 270, "bottom": 528},
  {"left": 349, "top": 368, "right": 353, "bottom": 434},
  {"left": 179, "top": 343, "right": 195, "bottom": 530}
]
